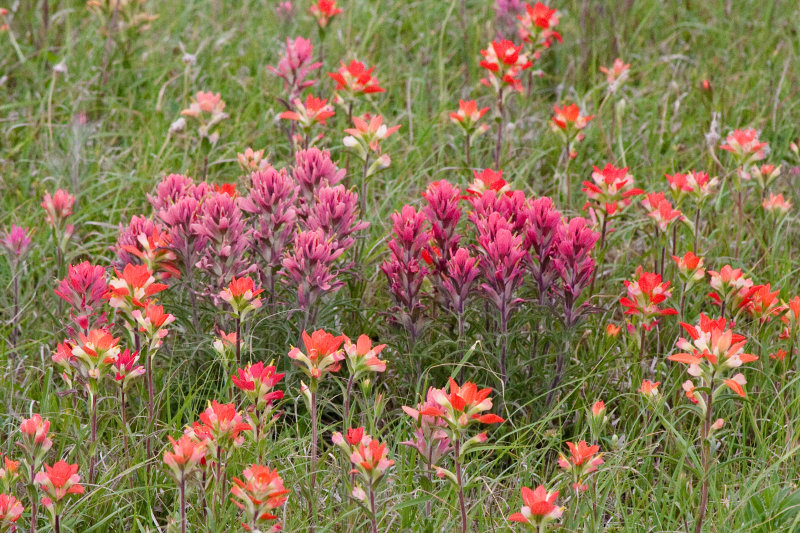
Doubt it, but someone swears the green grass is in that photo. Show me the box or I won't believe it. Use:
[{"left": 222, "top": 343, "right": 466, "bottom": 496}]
[{"left": 2, "top": 0, "right": 800, "bottom": 531}]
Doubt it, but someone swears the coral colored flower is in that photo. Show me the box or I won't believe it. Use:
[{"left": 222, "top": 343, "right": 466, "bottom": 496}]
[
  {"left": 41, "top": 189, "right": 75, "bottom": 228},
  {"left": 638, "top": 379, "right": 661, "bottom": 398},
  {"left": 670, "top": 314, "right": 758, "bottom": 391},
  {"left": 232, "top": 362, "right": 285, "bottom": 408},
  {"left": 344, "top": 114, "right": 400, "bottom": 154},
  {"left": 479, "top": 39, "right": 532, "bottom": 93},
  {"left": 770, "top": 350, "right": 787, "bottom": 362},
  {"left": 450, "top": 99, "right": 490, "bottom": 124},
  {"left": 180, "top": 91, "right": 228, "bottom": 144},
  {"left": 115, "top": 218, "right": 180, "bottom": 279},
  {"left": 620, "top": 268, "right": 678, "bottom": 329},
  {"left": 401, "top": 389, "right": 452, "bottom": 467},
  {"left": 672, "top": 252, "right": 705, "bottom": 284},
  {"left": 591, "top": 401, "right": 605, "bottom": 419},
  {"left": 422, "top": 378, "right": 505, "bottom": 430},
  {"left": 349, "top": 438, "right": 394, "bottom": 481},
  {"left": 558, "top": 441, "right": 603, "bottom": 491},
  {"left": 743, "top": 163, "right": 781, "bottom": 189},
  {"left": 508, "top": 484, "right": 564, "bottom": 529},
  {"left": 682, "top": 380, "right": 699, "bottom": 404},
  {"left": 288, "top": 329, "right": 345, "bottom": 380},
  {"left": 582, "top": 163, "right": 643, "bottom": 217},
  {"left": 707, "top": 265, "right": 754, "bottom": 312},
  {"left": 219, "top": 276, "right": 263, "bottom": 319},
  {"left": 237, "top": 147, "right": 268, "bottom": 172},
  {"left": 309, "top": 0, "right": 341, "bottom": 28},
  {"left": 343, "top": 334, "right": 387, "bottom": 376},
  {"left": 131, "top": 302, "right": 175, "bottom": 348},
  {"left": 599, "top": 58, "right": 630, "bottom": 87},
  {"left": 279, "top": 93, "right": 335, "bottom": 127},
  {"left": 551, "top": 104, "right": 593, "bottom": 132},
  {"left": 605, "top": 323, "right": 621, "bottom": 337},
  {"left": 762, "top": 193, "right": 791, "bottom": 215},
  {"left": 34, "top": 461, "right": 84, "bottom": 512},
  {"left": 0, "top": 493, "right": 23, "bottom": 526},
  {"left": 642, "top": 192, "right": 685, "bottom": 232},
  {"left": 744, "top": 283, "right": 781, "bottom": 322},
  {"left": 107, "top": 263, "right": 168, "bottom": 311},
  {"left": 230, "top": 465, "right": 289, "bottom": 532},
  {"left": 720, "top": 129, "right": 768, "bottom": 162},
  {"left": 163, "top": 434, "right": 207, "bottom": 482},
  {"left": 19, "top": 415, "right": 53, "bottom": 460},
  {"left": 516, "top": 2, "right": 561, "bottom": 50},
  {"left": 212, "top": 331, "right": 238, "bottom": 361},
  {"left": 466, "top": 168, "right": 510, "bottom": 197},
  {"left": 723, "top": 373, "right": 747, "bottom": 397},
  {"left": 192, "top": 400, "right": 251, "bottom": 452},
  {"left": 71, "top": 329, "right": 120, "bottom": 382},
  {"left": 329, "top": 60, "right": 385, "bottom": 95},
  {"left": 779, "top": 296, "right": 800, "bottom": 340}
]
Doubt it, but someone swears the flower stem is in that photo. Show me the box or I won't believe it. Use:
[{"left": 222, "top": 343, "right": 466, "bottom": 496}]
[
  {"left": 309, "top": 388, "right": 318, "bottom": 532},
  {"left": 454, "top": 438, "right": 467, "bottom": 533},
  {"left": 693, "top": 206, "right": 701, "bottom": 253},
  {"left": 360, "top": 153, "right": 371, "bottom": 218},
  {"left": 180, "top": 476, "right": 187, "bottom": 533},
  {"left": 54, "top": 513, "right": 60, "bottom": 533},
  {"left": 369, "top": 483, "right": 379, "bottom": 533},
  {"left": 694, "top": 380, "right": 714, "bottom": 533},
  {"left": 89, "top": 390, "right": 98, "bottom": 484},
  {"left": 235, "top": 315, "right": 242, "bottom": 367}
]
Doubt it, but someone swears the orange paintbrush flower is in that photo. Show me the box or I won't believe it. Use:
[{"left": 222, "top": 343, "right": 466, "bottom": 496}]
[
  {"left": 508, "top": 484, "right": 564, "bottom": 529},
  {"left": 288, "top": 329, "right": 345, "bottom": 381}
]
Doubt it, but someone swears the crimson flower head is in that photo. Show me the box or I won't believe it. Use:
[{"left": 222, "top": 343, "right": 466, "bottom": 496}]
[
  {"left": 279, "top": 93, "right": 335, "bottom": 128},
  {"left": 41, "top": 189, "right": 75, "bottom": 228},
  {"left": 720, "top": 128, "right": 768, "bottom": 163},
  {"left": 288, "top": 329, "right": 345, "bottom": 381},
  {"left": 230, "top": 464, "right": 289, "bottom": 532},
  {"left": 0, "top": 225, "right": 32, "bottom": 265},
  {"left": 449, "top": 100, "right": 490, "bottom": 135},
  {"left": 516, "top": 2, "right": 561, "bottom": 51},
  {"left": 0, "top": 493, "right": 23, "bottom": 526},
  {"left": 309, "top": 0, "right": 341, "bottom": 28},
  {"left": 232, "top": 362, "right": 285, "bottom": 408},
  {"left": 107, "top": 263, "right": 168, "bottom": 312},
  {"left": 34, "top": 461, "right": 84, "bottom": 513},
  {"left": 558, "top": 441, "right": 603, "bottom": 492},
  {"left": 268, "top": 36, "right": 322, "bottom": 98},
  {"left": 54, "top": 261, "right": 108, "bottom": 332},
  {"left": 109, "top": 348, "right": 145, "bottom": 390},
  {"left": 329, "top": 60, "right": 384, "bottom": 96},
  {"left": 163, "top": 434, "right": 207, "bottom": 482},
  {"left": 779, "top": 296, "right": 800, "bottom": 340},
  {"left": 422, "top": 378, "right": 505, "bottom": 431},
  {"left": 582, "top": 163, "right": 643, "bottom": 217},
  {"left": 620, "top": 267, "right": 678, "bottom": 330},
  {"left": 479, "top": 39, "right": 532, "bottom": 93},
  {"left": 508, "top": 484, "right": 564, "bottom": 529}
]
